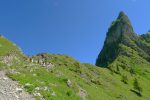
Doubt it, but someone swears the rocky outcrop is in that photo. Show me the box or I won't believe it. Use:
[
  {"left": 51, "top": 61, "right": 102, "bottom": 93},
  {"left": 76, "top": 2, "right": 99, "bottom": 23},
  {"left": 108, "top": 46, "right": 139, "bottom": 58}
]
[
  {"left": 96, "top": 11, "right": 150, "bottom": 67},
  {"left": 96, "top": 11, "right": 135, "bottom": 67}
]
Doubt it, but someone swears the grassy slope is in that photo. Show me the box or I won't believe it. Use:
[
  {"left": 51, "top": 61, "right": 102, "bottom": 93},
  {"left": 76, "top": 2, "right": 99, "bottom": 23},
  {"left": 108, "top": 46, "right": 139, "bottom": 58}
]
[
  {"left": 0, "top": 36, "right": 20, "bottom": 55},
  {"left": 0, "top": 36, "right": 150, "bottom": 100},
  {"left": 108, "top": 43, "right": 150, "bottom": 99}
]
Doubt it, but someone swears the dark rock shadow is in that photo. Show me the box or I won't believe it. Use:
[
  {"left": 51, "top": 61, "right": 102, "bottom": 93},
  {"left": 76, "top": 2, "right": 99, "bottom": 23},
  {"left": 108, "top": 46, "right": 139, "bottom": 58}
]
[{"left": 130, "top": 89, "right": 142, "bottom": 97}]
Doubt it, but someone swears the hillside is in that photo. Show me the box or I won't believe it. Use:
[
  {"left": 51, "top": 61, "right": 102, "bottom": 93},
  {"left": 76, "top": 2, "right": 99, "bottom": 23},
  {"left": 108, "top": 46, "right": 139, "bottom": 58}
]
[
  {"left": 96, "top": 11, "right": 150, "bottom": 77},
  {"left": 96, "top": 11, "right": 150, "bottom": 99},
  {"left": 0, "top": 12, "right": 150, "bottom": 100}
]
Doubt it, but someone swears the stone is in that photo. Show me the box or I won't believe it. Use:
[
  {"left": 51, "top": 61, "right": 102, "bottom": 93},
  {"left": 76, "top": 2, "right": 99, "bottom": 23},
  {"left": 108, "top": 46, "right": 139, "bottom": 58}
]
[
  {"left": 35, "top": 87, "right": 40, "bottom": 91},
  {"left": 16, "top": 88, "right": 23, "bottom": 93},
  {"left": 34, "top": 92, "right": 42, "bottom": 97},
  {"left": 67, "top": 79, "right": 72, "bottom": 87},
  {"left": 3, "top": 77, "right": 8, "bottom": 80},
  {"left": 25, "top": 83, "right": 32, "bottom": 87},
  {"left": 51, "top": 92, "right": 56, "bottom": 96}
]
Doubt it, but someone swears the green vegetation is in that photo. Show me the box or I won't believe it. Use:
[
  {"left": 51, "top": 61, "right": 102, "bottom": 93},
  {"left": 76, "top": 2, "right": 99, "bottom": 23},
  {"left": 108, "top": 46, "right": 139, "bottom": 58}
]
[
  {"left": 0, "top": 12, "right": 150, "bottom": 100},
  {"left": 133, "top": 78, "right": 142, "bottom": 96},
  {"left": 96, "top": 11, "right": 150, "bottom": 99},
  {"left": 121, "top": 75, "right": 128, "bottom": 84},
  {"left": 0, "top": 35, "right": 150, "bottom": 100}
]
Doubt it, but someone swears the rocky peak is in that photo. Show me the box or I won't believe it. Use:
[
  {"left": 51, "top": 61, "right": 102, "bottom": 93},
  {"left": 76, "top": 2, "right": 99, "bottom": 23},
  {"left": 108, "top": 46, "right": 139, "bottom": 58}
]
[
  {"left": 141, "top": 31, "right": 150, "bottom": 42},
  {"left": 96, "top": 12, "right": 135, "bottom": 67},
  {"left": 106, "top": 11, "right": 134, "bottom": 44},
  {"left": 117, "top": 11, "right": 131, "bottom": 24}
]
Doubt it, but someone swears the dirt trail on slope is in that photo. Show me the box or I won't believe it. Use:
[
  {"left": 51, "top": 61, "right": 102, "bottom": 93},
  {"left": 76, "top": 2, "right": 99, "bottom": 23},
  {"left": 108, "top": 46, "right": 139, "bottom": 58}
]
[{"left": 0, "top": 71, "right": 34, "bottom": 100}]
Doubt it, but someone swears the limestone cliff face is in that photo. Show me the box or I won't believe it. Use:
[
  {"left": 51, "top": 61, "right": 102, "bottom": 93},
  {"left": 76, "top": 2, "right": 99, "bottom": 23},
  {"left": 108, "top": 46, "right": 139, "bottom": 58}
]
[
  {"left": 105, "top": 11, "right": 134, "bottom": 44},
  {"left": 96, "top": 12, "right": 150, "bottom": 67},
  {"left": 96, "top": 12, "right": 135, "bottom": 67}
]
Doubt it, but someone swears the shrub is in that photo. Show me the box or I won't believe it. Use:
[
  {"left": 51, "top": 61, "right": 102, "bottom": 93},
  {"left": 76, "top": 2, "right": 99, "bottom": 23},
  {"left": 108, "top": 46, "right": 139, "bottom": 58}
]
[
  {"left": 121, "top": 75, "right": 128, "bottom": 84},
  {"left": 91, "top": 79, "right": 101, "bottom": 85},
  {"left": 130, "top": 67, "right": 136, "bottom": 75},
  {"left": 66, "top": 90, "right": 72, "bottom": 96},
  {"left": 133, "top": 78, "right": 142, "bottom": 96}
]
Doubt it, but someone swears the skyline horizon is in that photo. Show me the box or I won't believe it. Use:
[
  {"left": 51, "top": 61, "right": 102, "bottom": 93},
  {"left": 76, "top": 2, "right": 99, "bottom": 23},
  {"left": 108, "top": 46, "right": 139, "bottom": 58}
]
[
  {"left": 1, "top": 0, "right": 150, "bottom": 64},
  {"left": 1, "top": 10, "right": 150, "bottom": 64}
]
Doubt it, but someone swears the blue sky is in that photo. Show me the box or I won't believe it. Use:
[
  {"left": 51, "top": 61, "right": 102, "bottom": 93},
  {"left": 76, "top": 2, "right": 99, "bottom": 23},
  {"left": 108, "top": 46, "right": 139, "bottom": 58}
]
[{"left": 0, "top": 0, "right": 150, "bottom": 64}]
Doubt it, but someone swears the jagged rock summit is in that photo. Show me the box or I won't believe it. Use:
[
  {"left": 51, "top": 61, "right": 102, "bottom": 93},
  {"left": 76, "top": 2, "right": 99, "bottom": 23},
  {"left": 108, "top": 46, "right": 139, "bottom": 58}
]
[
  {"left": 0, "top": 12, "right": 150, "bottom": 100},
  {"left": 96, "top": 11, "right": 150, "bottom": 67},
  {"left": 96, "top": 11, "right": 134, "bottom": 67},
  {"left": 106, "top": 11, "right": 134, "bottom": 44}
]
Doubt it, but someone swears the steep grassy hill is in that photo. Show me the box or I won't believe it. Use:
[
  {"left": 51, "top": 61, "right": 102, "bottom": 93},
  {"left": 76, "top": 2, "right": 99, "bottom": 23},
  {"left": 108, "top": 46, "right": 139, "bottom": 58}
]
[
  {"left": 96, "top": 12, "right": 150, "bottom": 99},
  {"left": 0, "top": 12, "right": 150, "bottom": 100}
]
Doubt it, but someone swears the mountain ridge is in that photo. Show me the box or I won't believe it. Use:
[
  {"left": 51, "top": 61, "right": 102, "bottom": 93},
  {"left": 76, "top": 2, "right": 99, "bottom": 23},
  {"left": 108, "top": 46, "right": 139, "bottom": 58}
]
[
  {"left": 96, "top": 11, "right": 150, "bottom": 67},
  {"left": 0, "top": 11, "right": 150, "bottom": 100}
]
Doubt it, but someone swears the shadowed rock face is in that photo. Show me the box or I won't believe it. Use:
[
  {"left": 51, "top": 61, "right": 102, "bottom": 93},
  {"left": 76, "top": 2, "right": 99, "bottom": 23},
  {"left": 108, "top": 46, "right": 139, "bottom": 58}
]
[
  {"left": 96, "top": 11, "right": 150, "bottom": 67},
  {"left": 141, "top": 32, "right": 150, "bottom": 42},
  {"left": 105, "top": 11, "right": 134, "bottom": 44},
  {"left": 96, "top": 11, "right": 135, "bottom": 67}
]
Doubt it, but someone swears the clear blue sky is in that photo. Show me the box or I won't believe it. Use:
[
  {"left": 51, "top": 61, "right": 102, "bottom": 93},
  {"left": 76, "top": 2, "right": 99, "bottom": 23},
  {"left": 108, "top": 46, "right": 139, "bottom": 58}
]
[{"left": 0, "top": 0, "right": 150, "bottom": 64}]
